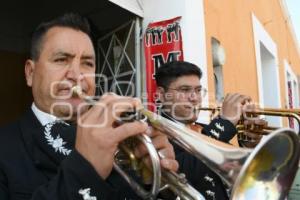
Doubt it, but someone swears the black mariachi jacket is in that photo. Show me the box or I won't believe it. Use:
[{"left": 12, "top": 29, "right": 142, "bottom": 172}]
[
  {"left": 161, "top": 111, "right": 237, "bottom": 145},
  {"left": 0, "top": 109, "right": 140, "bottom": 200},
  {"left": 199, "top": 117, "right": 237, "bottom": 143}
]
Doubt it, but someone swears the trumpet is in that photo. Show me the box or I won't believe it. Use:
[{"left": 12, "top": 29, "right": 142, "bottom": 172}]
[
  {"left": 72, "top": 86, "right": 300, "bottom": 200},
  {"left": 197, "top": 107, "right": 300, "bottom": 143},
  {"left": 72, "top": 86, "right": 204, "bottom": 200},
  {"left": 139, "top": 109, "right": 300, "bottom": 199}
]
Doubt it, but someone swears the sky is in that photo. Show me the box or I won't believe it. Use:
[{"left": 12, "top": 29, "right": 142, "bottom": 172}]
[{"left": 285, "top": 0, "right": 300, "bottom": 47}]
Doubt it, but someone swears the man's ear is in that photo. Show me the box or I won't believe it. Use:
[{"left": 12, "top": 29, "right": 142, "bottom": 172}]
[
  {"left": 24, "top": 59, "right": 35, "bottom": 87},
  {"left": 156, "top": 86, "right": 165, "bottom": 103}
]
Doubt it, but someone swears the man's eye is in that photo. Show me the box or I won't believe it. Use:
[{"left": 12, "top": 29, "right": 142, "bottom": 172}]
[
  {"left": 54, "top": 58, "right": 67, "bottom": 63},
  {"left": 195, "top": 88, "right": 202, "bottom": 93},
  {"left": 83, "top": 61, "right": 94, "bottom": 67},
  {"left": 180, "top": 88, "right": 191, "bottom": 93}
]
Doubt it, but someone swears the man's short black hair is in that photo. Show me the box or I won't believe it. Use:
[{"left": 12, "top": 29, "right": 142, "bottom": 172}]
[
  {"left": 30, "top": 13, "right": 92, "bottom": 60},
  {"left": 155, "top": 61, "right": 202, "bottom": 89}
]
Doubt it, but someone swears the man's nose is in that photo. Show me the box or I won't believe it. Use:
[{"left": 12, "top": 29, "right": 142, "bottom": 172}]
[
  {"left": 189, "top": 91, "right": 199, "bottom": 101},
  {"left": 66, "top": 61, "right": 81, "bottom": 82}
]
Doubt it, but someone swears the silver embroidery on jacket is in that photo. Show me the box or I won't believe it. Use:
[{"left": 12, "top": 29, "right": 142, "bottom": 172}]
[
  {"left": 215, "top": 122, "right": 225, "bottom": 132},
  {"left": 44, "top": 121, "right": 72, "bottom": 156},
  {"left": 210, "top": 129, "right": 220, "bottom": 138},
  {"left": 204, "top": 175, "right": 215, "bottom": 187},
  {"left": 206, "top": 190, "right": 215, "bottom": 200},
  {"left": 79, "top": 188, "right": 97, "bottom": 200}
]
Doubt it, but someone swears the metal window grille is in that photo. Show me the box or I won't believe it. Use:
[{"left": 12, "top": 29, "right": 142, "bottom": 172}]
[{"left": 96, "top": 19, "right": 141, "bottom": 97}]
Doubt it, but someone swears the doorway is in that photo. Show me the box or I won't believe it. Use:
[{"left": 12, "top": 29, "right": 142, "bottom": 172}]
[{"left": 0, "top": 0, "right": 140, "bottom": 125}]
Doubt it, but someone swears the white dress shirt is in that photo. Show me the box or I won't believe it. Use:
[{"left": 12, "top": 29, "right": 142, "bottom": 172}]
[{"left": 31, "top": 103, "right": 58, "bottom": 126}]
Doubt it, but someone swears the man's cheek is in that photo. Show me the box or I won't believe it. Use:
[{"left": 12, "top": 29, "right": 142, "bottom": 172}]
[{"left": 174, "top": 107, "right": 185, "bottom": 118}]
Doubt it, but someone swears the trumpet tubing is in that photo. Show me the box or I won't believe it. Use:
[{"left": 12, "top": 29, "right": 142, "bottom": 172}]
[
  {"left": 262, "top": 107, "right": 300, "bottom": 115},
  {"left": 197, "top": 106, "right": 300, "bottom": 115},
  {"left": 197, "top": 106, "right": 300, "bottom": 136}
]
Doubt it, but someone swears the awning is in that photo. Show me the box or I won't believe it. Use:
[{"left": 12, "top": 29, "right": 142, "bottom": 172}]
[{"left": 109, "top": 0, "right": 144, "bottom": 17}]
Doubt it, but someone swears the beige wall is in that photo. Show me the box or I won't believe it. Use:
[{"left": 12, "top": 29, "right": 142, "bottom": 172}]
[{"left": 204, "top": 0, "right": 300, "bottom": 107}]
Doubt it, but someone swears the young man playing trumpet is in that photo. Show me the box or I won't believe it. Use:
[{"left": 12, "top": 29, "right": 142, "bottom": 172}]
[
  {"left": 154, "top": 61, "right": 267, "bottom": 199},
  {"left": 155, "top": 61, "right": 266, "bottom": 147}
]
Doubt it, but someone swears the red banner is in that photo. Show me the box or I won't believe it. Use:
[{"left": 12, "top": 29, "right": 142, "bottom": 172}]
[{"left": 144, "top": 16, "right": 184, "bottom": 110}]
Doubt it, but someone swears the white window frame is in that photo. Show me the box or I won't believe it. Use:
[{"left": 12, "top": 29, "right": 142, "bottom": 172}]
[
  {"left": 252, "top": 13, "right": 281, "bottom": 107},
  {"left": 252, "top": 13, "right": 282, "bottom": 127}
]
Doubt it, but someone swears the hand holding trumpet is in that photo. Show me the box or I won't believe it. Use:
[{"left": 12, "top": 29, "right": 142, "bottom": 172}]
[
  {"left": 212, "top": 93, "right": 268, "bottom": 147},
  {"left": 220, "top": 93, "right": 252, "bottom": 125},
  {"left": 73, "top": 88, "right": 178, "bottom": 180}
]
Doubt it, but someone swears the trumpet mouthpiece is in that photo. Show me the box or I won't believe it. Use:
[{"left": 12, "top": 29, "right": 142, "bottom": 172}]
[
  {"left": 71, "top": 85, "right": 83, "bottom": 98},
  {"left": 71, "top": 85, "right": 95, "bottom": 104}
]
